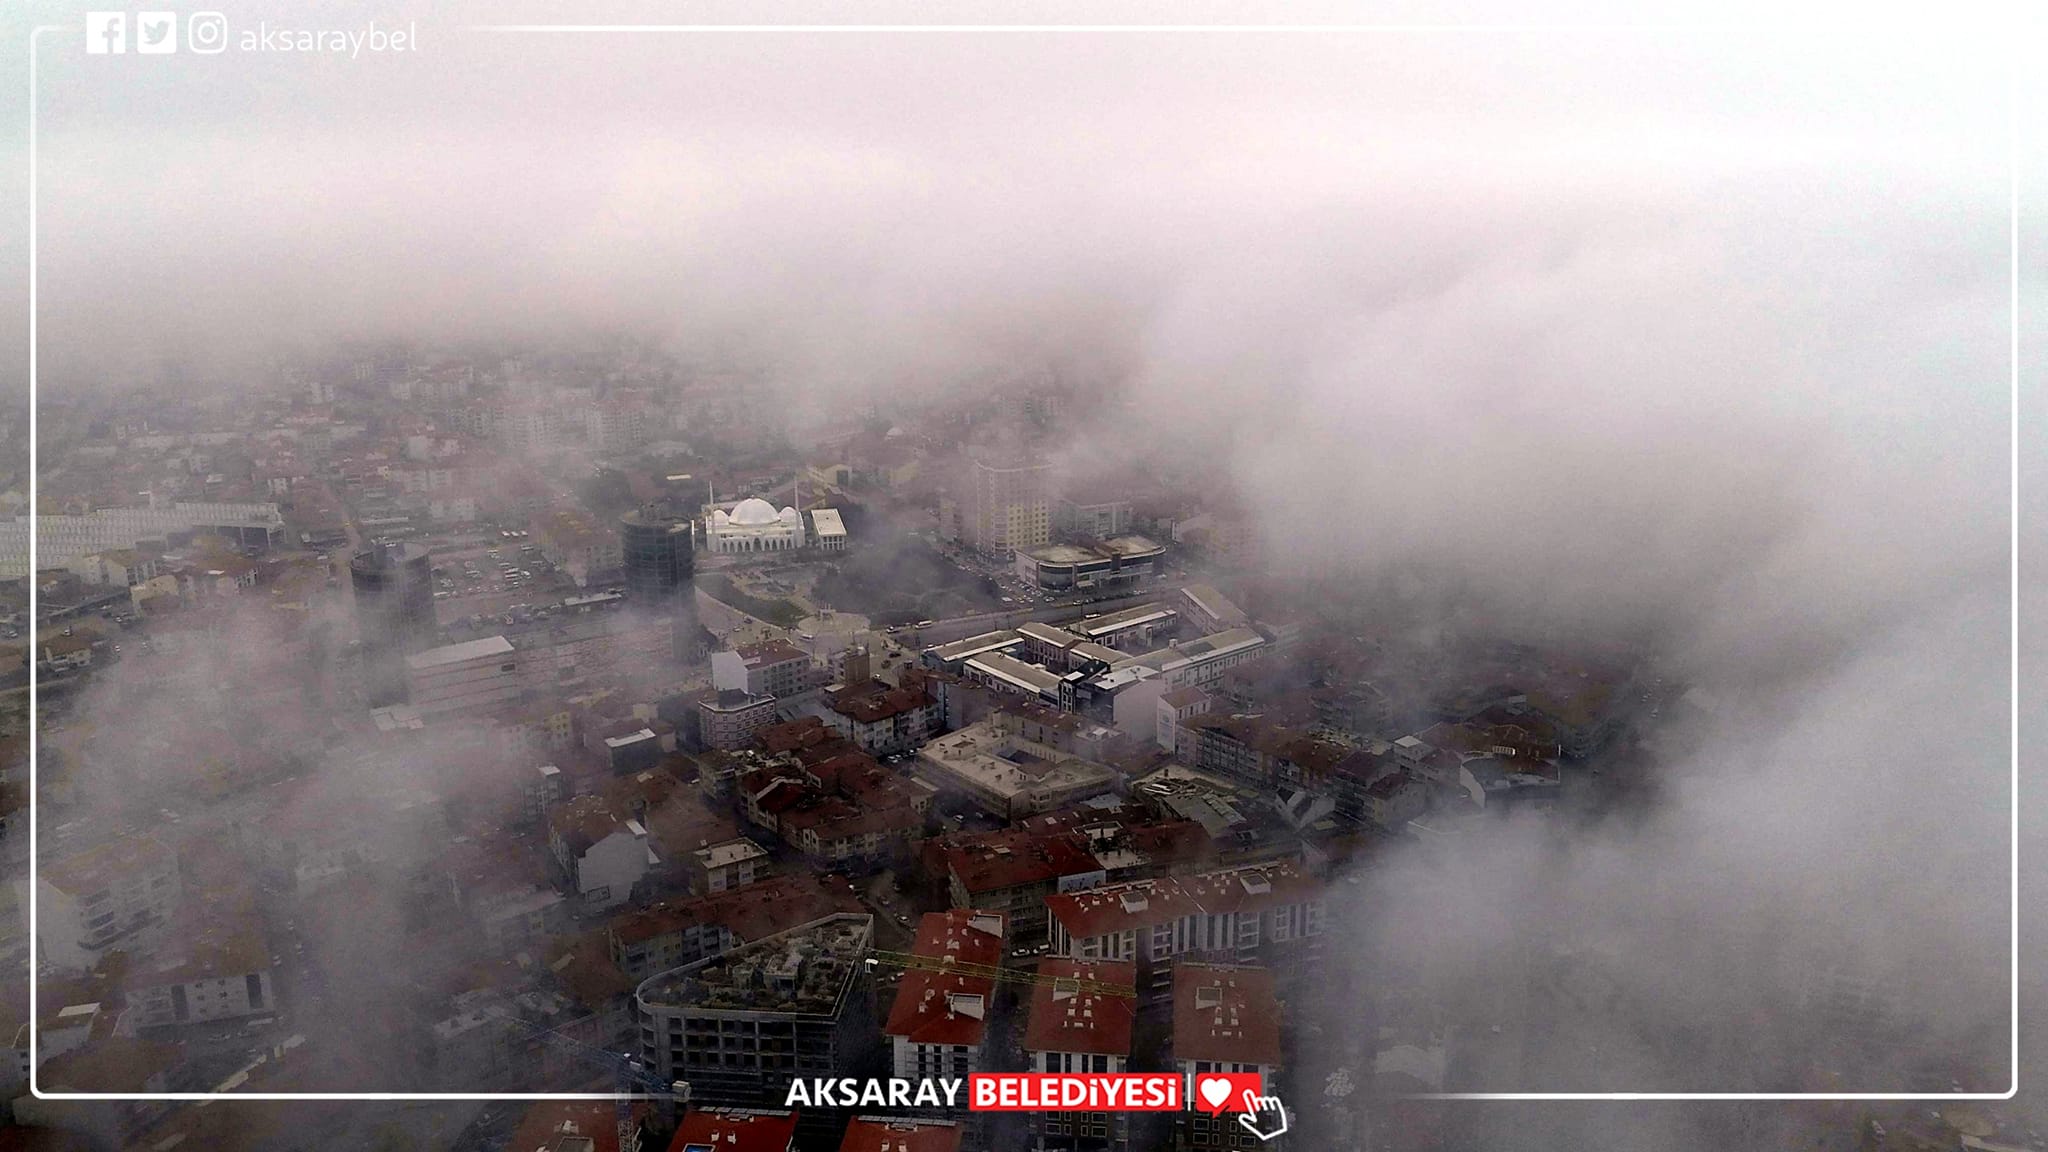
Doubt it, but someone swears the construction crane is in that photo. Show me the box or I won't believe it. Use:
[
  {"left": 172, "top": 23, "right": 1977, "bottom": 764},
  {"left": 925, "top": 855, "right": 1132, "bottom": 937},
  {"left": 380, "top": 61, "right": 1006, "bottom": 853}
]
[
  {"left": 488, "top": 1009, "right": 690, "bottom": 1152},
  {"left": 864, "top": 948, "right": 1137, "bottom": 998}
]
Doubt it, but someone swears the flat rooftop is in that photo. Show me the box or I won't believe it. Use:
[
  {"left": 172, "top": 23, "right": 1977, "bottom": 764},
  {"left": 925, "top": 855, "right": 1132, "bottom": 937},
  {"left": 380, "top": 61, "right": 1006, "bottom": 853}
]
[
  {"left": 1072, "top": 602, "right": 1176, "bottom": 636},
  {"left": 930, "top": 630, "right": 1022, "bottom": 664},
  {"left": 918, "top": 722, "right": 1119, "bottom": 803},
  {"left": 407, "top": 634, "right": 514, "bottom": 671},
  {"left": 637, "top": 913, "right": 873, "bottom": 1016},
  {"left": 965, "top": 652, "right": 1063, "bottom": 696}
]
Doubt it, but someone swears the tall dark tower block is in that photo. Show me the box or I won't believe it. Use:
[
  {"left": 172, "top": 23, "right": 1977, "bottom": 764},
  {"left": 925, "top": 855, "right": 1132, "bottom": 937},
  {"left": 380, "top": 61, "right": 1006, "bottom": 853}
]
[
  {"left": 350, "top": 541, "right": 435, "bottom": 707},
  {"left": 620, "top": 502, "right": 700, "bottom": 660}
]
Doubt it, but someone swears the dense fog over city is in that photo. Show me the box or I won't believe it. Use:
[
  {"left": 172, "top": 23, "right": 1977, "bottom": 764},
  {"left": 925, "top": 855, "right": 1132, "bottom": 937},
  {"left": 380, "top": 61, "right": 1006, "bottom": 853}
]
[{"left": 0, "top": 4, "right": 2041, "bottom": 1151}]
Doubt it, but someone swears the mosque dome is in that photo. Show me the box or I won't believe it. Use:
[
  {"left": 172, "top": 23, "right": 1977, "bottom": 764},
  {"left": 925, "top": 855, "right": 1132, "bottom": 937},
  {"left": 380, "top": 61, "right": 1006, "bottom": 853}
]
[{"left": 729, "top": 497, "right": 781, "bottom": 526}]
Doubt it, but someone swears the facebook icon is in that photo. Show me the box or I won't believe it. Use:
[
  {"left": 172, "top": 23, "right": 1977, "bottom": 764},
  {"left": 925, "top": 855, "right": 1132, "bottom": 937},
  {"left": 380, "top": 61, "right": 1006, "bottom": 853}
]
[{"left": 86, "top": 11, "right": 126, "bottom": 54}]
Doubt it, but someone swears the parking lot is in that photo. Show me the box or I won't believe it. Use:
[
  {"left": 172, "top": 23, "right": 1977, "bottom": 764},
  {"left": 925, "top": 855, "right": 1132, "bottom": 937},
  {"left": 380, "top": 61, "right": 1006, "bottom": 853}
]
[{"left": 428, "top": 531, "right": 576, "bottom": 613}]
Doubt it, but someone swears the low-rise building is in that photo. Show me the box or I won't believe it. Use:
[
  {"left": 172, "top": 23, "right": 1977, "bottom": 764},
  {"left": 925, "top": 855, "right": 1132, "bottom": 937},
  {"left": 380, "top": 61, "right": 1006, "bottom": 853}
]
[
  {"left": 935, "top": 829, "right": 1105, "bottom": 945},
  {"left": 922, "top": 630, "right": 1024, "bottom": 674},
  {"left": 670, "top": 1108, "right": 800, "bottom": 1152},
  {"left": 405, "top": 635, "right": 523, "bottom": 717},
  {"left": 700, "top": 690, "right": 781, "bottom": 751},
  {"left": 534, "top": 506, "right": 622, "bottom": 588},
  {"left": 1156, "top": 686, "right": 1211, "bottom": 754},
  {"left": 548, "top": 796, "right": 655, "bottom": 912},
  {"left": 29, "top": 837, "right": 181, "bottom": 974},
  {"left": 605, "top": 872, "right": 863, "bottom": 982},
  {"left": 1014, "top": 537, "right": 1166, "bottom": 595},
  {"left": 825, "top": 683, "right": 943, "bottom": 756},
  {"left": 713, "top": 640, "right": 818, "bottom": 700},
  {"left": 692, "top": 837, "right": 772, "bottom": 894},
  {"left": 120, "top": 921, "right": 277, "bottom": 1029},
  {"left": 960, "top": 652, "right": 1064, "bottom": 704},
  {"left": 809, "top": 507, "right": 849, "bottom": 551},
  {"left": 1068, "top": 603, "right": 1180, "bottom": 652},
  {"left": 916, "top": 719, "right": 1121, "bottom": 820}
]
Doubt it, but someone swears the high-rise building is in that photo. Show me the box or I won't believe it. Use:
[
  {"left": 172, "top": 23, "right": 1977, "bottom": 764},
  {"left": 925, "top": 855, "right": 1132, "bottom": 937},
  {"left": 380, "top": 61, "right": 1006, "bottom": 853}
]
[
  {"left": 966, "top": 456, "right": 1050, "bottom": 557},
  {"left": 620, "top": 501, "right": 700, "bottom": 661},
  {"left": 350, "top": 541, "right": 434, "bottom": 707},
  {"left": 620, "top": 502, "right": 694, "bottom": 607}
]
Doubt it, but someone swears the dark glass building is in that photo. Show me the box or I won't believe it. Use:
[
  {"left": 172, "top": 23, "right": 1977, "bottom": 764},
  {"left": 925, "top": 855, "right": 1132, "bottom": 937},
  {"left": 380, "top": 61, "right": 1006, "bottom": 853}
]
[
  {"left": 620, "top": 502, "right": 694, "bottom": 608},
  {"left": 621, "top": 502, "right": 701, "bottom": 659},
  {"left": 349, "top": 541, "right": 434, "bottom": 706}
]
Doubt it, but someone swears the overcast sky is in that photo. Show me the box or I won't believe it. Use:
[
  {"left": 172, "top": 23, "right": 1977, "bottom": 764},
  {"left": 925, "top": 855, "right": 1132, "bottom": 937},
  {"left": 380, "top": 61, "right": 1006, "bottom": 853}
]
[{"left": 1, "top": 0, "right": 2045, "bottom": 1129}]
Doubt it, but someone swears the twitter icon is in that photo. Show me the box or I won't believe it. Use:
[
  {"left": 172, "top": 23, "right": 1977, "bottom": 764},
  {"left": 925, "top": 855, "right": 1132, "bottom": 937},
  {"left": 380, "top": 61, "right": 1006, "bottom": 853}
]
[{"left": 136, "top": 11, "right": 177, "bottom": 53}]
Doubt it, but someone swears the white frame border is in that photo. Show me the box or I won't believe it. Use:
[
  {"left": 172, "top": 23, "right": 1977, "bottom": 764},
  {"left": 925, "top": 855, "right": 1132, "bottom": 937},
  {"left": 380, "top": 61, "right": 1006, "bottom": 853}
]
[{"left": 24, "top": 20, "right": 2023, "bottom": 1106}]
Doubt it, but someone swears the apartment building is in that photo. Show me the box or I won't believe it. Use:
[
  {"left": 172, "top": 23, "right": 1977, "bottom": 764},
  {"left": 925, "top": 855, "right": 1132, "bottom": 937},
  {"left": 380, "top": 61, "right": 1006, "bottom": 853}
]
[
  {"left": 1170, "top": 964, "right": 1283, "bottom": 1152},
  {"left": 31, "top": 837, "right": 181, "bottom": 974},
  {"left": 547, "top": 796, "right": 654, "bottom": 912},
  {"left": 885, "top": 911, "right": 1006, "bottom": 1082},
  {"left": 635, "top": 914, "right": 876, "bottom": 1109},
  {"left": 1044, "top": 860, "right": 1325, "bottom": 998},
  {"left": 1023, "top": 959, "right": 1139, "bottom": 1152}
]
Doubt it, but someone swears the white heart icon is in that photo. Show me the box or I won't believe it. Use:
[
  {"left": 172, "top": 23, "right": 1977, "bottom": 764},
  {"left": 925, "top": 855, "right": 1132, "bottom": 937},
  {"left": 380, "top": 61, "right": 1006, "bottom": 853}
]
[{"left": 1199, "top": 1077, "right": 1232, "bottom": 1109}]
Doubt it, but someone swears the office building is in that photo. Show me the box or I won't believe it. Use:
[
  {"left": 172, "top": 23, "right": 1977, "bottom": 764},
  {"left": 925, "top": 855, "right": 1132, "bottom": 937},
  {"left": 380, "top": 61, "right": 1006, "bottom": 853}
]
[
  {"left": 1013, "top": 537, "right": 1166, "bottom": 595},
  {"left": 350, "top": 541, "right": 435, "bottom": 706},
  {"left": 620, "top": 502, "right": 695, "bottom": 613},
  {"left": 405, "top": 635, "right": 523, "bottom": 717}
]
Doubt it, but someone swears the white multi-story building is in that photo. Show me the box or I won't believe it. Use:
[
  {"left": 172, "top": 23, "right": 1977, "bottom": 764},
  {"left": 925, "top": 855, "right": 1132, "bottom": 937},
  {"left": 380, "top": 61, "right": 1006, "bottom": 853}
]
[
  {"left": 1045, "top": 860, "right": 1325, "bottom": 999},
  {"left": 691, "top": 838, "right": 771, "bottom": 894},
  {"left": 547, "top": 797, "right": 655, "bottom": 911},
  {"left": 29, "top": 838, "right": 181, "bottom": 974},
  {"left": 121, "top": 927, "right": 278, "bottom": 1028}
]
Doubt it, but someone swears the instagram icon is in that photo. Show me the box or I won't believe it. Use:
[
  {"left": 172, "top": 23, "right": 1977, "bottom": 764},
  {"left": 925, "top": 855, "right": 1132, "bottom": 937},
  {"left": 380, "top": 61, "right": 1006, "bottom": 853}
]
[{"left": 187, "top": 11, "right": 227, "bottom": 54}]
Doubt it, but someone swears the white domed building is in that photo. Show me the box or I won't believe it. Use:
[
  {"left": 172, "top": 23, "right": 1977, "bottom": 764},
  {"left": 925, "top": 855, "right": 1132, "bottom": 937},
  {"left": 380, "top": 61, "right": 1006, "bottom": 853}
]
[{"left": 704, "top": 496, "right": 805, "bottom": 554}]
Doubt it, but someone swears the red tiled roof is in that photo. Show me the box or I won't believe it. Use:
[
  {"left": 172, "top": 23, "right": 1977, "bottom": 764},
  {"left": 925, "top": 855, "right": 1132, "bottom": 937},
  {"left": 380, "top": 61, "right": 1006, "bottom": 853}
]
[
  {"left": 1022, "top": 959, "right": 1137, "bottom": 1056},
  {"left": 943, "top": 830, "right": 1101, "bottom": 896},
  {"left": 884, "top": 911, "right": 1006, "bottom": 1047},
  {"left": 838, "top": 1118, "right": 963, "bottom": 1152},
  {"left": 607, "top": 873, "right": 862, "bottom": 948},
  {"left": 831, "top": 685, "right": 934, "bottom": 725},
  {"left": 1172, "top": 963, "right": 1282, "bottom": 1067},
  {"left": 1046, "top": 860, "right": 1319, "bottom": 941},
  {"left": 510, "top": 1101, "right": 644, "bottom": 1152},
  {"left": 759, "top": 717, "right": 830, "bottom": 754},
  {"left": 669, "top": 1109, "right": 798, "bottom": 1152}
]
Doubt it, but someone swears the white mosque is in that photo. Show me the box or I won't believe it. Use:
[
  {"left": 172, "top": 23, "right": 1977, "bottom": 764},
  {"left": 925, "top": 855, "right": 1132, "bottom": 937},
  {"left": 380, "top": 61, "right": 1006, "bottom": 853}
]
[{"left": 703, "top": 491, "right": 806, "bottom": 554}]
